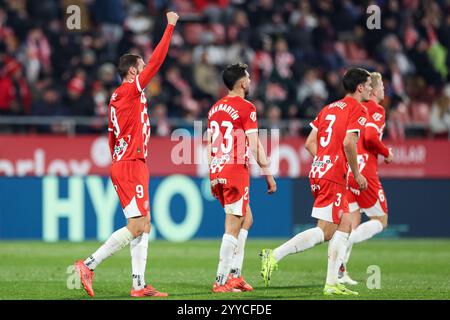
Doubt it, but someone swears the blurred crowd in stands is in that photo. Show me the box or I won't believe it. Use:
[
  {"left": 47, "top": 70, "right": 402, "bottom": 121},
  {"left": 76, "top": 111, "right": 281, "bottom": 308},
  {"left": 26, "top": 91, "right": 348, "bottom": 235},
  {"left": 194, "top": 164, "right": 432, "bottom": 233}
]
[{"left": 0, "top": 0, "right": 449, "bottom": 139}]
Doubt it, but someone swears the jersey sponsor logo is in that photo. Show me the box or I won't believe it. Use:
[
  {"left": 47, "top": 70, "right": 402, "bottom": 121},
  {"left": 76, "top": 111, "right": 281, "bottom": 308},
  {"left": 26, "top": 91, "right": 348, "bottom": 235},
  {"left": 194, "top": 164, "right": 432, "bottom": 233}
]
[
  {"left": 309, "top": 155, "right": 336, "bottom": 179},
  {"left": 210, "top": 177, "right": 228, "bottom": 187},
  {"left": 114, "top": 137, "right": 129, "bottom": 161},
  {"left": 210, "top": 154, "right": 231, "bottom": 173},
  {"left": 372, "top": 112, "right": 383, "bottom": 122},
  {"left": 111, "top": 93, "right": 118, "bottom": 101},
  {"left": 311, "top": 184, "right": 321, "bottom": 192},
  {"left": 328, "top": 101, "right": 347, "bottom": 110},
  {"left": 349, "top": 186, "right": 360, "bottom": 196},
  {"left": 358, "top": 116, "right": 367, "bottom": 126},
  {"left": 250, "top": 111, "right": 257, "bottom": 122}
]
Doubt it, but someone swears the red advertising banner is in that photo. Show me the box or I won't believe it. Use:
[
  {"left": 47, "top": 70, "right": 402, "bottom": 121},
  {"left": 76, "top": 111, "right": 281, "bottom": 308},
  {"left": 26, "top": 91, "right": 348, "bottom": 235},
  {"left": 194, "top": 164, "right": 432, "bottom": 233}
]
[{"left": 0, "top": 135, "right": 449, "bottom": 177}]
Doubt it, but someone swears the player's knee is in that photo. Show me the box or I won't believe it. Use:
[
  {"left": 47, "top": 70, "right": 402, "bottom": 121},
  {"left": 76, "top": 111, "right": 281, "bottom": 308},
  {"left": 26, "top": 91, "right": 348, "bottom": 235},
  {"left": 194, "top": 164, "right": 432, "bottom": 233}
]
[
  {"left": 372, "top": 216, "right": 388, "bottom": 229},
  {"left": 128, "top": 221, "right": 146, "bottom": 238},
  {"left": 243, "top": 216, "right": 253, "bottom": 229},
  {"left": 319, "top": 226, "right": 335, "bottom": 241},
  {"left": 145, "top": 221, "right": 151, "bottom": 233},
  {"left": 227, "top": 227, "right": 241, "bottom": 238},
  {"left": 317, "top": 221, "right": 335, "bottom": 241},
  {"left": 131, "top": 228, "right": 144, "bottom": 238},
  {"left": 381, "top": 217, "right": 388, "bottom": 229},
  {"left": 323, "top": 229, "right": 334, "bottom": 241}
]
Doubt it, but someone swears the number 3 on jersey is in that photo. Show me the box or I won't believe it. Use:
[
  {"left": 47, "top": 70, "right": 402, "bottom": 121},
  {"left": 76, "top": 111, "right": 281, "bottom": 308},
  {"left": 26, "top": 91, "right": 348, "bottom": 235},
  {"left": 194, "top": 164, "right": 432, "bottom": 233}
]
[
  {"left": 210, "top": 120, "right": 233, "bottom": 154},
  {"left": 334, "top": 193, "right": 342, "bottom": 206},
  {"left": 320, "top": 114, "right": 336, "bottom": 147}
]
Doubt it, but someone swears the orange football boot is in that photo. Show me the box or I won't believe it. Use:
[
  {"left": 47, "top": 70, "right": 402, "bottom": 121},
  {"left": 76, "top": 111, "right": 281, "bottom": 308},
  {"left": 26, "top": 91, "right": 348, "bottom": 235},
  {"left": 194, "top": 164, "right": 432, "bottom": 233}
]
[
  {"left": 74, "top": 260, "right": 95, "bottom": 297},
  {"left": 130, "top": 285, "right": 168, "bottom": 297},
  {"left": 212, "top": 281, "right": 242, "bottom": 293},
  {"left": 227, "top": 275, "right": 253, "bottom": 292}
]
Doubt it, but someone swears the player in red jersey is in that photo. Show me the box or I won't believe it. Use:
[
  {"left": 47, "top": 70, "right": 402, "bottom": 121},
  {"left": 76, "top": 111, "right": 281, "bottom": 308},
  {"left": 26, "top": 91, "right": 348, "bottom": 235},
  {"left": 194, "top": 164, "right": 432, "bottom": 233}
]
[
  {"left": 208, "top": 63, "right": 277, "bottom": 293},
  {"left": 74, "top": 12, "right": 179, "bottom": 298},
  {"left": 261, "top": 68, "right": 371, "bottom": 295},
  {"left": 338, "top": 72, "right": 393, "bottom": 285}
]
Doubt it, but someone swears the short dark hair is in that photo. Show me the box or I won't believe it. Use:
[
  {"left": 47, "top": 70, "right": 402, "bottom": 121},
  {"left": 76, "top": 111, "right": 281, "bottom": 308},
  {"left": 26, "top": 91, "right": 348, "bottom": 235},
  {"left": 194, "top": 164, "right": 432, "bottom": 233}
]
[
  {"left": 222, "top": 63, "right": 248, "bottom": 90},
  {"left": 342, "top": 68, "right": 370, "bottom": 93},
  {"left": 117, "top": 54, "right": 142, "bottom": 78}
]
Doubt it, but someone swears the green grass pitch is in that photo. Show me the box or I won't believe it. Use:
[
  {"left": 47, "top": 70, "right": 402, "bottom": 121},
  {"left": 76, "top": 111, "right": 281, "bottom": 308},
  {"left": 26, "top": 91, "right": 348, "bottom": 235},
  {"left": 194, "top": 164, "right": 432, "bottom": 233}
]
[{"left": 0, "top": 239, "right": 449, "bottom": 300}]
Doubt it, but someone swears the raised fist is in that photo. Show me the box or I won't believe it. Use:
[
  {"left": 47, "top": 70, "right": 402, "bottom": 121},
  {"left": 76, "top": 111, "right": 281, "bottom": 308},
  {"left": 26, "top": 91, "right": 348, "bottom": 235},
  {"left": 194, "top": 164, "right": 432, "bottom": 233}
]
[{"left": 167, "top": 12, "right": 179, "bottom": 26}]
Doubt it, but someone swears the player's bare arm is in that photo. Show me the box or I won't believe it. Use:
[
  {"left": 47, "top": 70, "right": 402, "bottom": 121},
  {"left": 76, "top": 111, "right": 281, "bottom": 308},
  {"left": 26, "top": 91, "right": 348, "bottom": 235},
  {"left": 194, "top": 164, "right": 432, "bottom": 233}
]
[
  {"left": 343, "top": 132, "right": 367, "bottom": 190},
  {"left": 305, "top": 128, "right": 318, "bottom": 157},
  {"left": 247, "top": 132, "right": 277, "bottom": 194}
]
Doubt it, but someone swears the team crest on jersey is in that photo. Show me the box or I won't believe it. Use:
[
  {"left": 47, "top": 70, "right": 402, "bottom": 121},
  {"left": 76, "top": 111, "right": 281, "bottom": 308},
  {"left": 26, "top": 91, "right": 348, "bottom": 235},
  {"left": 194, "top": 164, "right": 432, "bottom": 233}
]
[
  {"left": 250, "top": 111, "right": 257, "bottom": 122},
  {"left": 358, "top": 116, "right": 367, "bottom": 126},
  {"left": 372, "top": 112, "right": 383, "bottom": 121}
]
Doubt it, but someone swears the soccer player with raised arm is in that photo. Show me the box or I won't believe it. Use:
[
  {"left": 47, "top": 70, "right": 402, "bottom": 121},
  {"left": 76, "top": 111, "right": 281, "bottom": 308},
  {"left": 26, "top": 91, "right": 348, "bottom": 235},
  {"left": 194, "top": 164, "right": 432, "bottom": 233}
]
[
  {"left": 260, "top": 68, "right": 371, "bottom": 295},
  {"left": 338, "top": 72, "right": 393, "bottom": 285},
  {"left": 74, "top": 12, "right": 179, "bottom": 298},
  {"left": 208, "top": 63, "right": 277, "bottom": 293}
]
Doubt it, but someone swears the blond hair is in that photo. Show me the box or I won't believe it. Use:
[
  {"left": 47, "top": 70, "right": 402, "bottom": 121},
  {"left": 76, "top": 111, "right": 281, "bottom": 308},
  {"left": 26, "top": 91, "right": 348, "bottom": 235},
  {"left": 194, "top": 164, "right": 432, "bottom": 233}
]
[{"left": 370, "top": 72, "right": 383, "bottom": 89}]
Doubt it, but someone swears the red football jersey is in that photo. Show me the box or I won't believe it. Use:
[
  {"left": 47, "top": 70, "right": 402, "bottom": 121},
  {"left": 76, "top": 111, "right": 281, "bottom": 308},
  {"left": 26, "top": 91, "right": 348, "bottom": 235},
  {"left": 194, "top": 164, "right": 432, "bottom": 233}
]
[
  {"left": 208, "top": 96, "right": 258, "bottom": 177},
  {"left": 108, "top": 80, "right": 151, "bottom": 162},
  {"left": 353, "top": 99, "right": 389, "bottom": 178},
  {"left": 108, "top": 25, "right": 174, "bottom": 164},
  {"left": 309, "top": 96, "right": 368, "bottom": 185}
]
